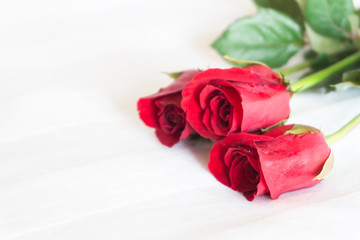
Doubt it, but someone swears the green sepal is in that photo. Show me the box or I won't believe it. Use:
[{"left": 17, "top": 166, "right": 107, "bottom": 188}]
[
  {"left": 261, "top": 119, "right": 287, "bottom": 133},
  {"left": 165, "top": 71, "right": 184, "bottom": 79},
  {"left": 313, "top": 150, "right": 334, "bottom": 180},
  {"left": 253, "top": 0, "right": 304, "bottom": 29},
  {"left": 279, "top": 72, "right": 292, "bottom": 92},
  {"left": 284, "top": 125, "right": 321, "bottom": 136},
  {"left": 223, "top": 55, "right": 268, "bottom": 67}
]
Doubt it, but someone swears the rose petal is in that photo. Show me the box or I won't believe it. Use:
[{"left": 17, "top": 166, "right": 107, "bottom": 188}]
[
  {"left": 210, "top": 96, "right": 230, "bottom": 136},
  {"left": 209, "top": 140, "right": 231, "bottom": 187},
  {"left": 155, "top": 129, "right": 181, "bottom": 147},
  {"left": 244, "top": 65, "right": 283, "bottom": 85},
  {"left": 137, "top": 97, "right": 159, "bottom": 128},
  {"left": 198, "top": 82, "right": 243, "bottom": 138},
  {"left": 202, "top": 107, "right": 214, "bottom": 133},
  {"left": 150, "top": 70, "right": 201, "bottom": 98},
  {"left": 239, "top": 85, "right": 290, "bottom": 132},
  {"left": 138, "top": 92, "right": 183, "bottom": 130},
  {"left": 179, "top": 123, "right": 195, "bottom": 140},
  {"left": 209, "top": 132, "right": 274, "bottom": 200},
  {"left": 228, "top": 144, "right": 269, "bottom": 200},
  {"left": 199, "top": 85, "right": 220, "bottom": 110},
  {"left": 192, "top": 68, "right": 261, "bottom": 85},
  {"left": 262, "top": 124, "right": 295, "bottom": 138},
  {"left": 255, "top": 132, "right": 331, "bottom": 199},
  {"left": 230, "top": 155, "right": 259, "bottom": 192}
]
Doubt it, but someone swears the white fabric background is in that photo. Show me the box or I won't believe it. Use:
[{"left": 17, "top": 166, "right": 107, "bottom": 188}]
[{"left": 0, "top": 0, "right": 360, "bottom": 239}]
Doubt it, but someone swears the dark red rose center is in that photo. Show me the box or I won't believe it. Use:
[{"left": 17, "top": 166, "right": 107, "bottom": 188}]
[
  {"left": 202, "top": 89, "right": 233, "bottom": 136},
  {"left": 218, "top": 98, "right": 231, "bottom": 125},
  {"left": 158, "top": 104, "right": 185, "bottom": 134},
  {"left": 225, "top": 147, "right": 259, "bottom": 193}
]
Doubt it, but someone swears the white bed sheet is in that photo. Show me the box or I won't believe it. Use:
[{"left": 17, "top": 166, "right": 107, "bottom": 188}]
[{"left": 1, "top": 0, "right": 360, "bottom": 239}]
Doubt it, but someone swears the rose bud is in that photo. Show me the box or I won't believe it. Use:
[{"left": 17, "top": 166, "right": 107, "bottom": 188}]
[
  {"left": 181, "top": 66, "right": 291, "bottom": 140},
  {"left": 208, "top": 124, "right": 333, "bottom": 201},
  {"left": 137, "top": 70, "right": 200, "bottom": 147}
]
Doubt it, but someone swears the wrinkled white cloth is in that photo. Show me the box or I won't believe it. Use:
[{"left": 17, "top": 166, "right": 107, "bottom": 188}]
[{"left": 0, "top": 1, "right": 360, "bottom": 239}]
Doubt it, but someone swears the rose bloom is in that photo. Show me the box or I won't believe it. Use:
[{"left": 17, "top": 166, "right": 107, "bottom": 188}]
[
  {"left": 208, "top": 124, "right": 332, "bottom": 201},
  {"left": 137, "top": 70, "right": 200, "bottom": 147},
  {"left": 181, "top": 66, "right": 291, "bottom": 140}
]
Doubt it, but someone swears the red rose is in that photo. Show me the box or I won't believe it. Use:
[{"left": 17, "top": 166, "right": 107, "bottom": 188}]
[
  {"left": 181, "top": 66, "right": 291, "bottom": 140},
  {"left": 137, "top": 70, "right": 200, "bottom": 147},
  {"left": 208, "top": 124, "right": 332, "bottom": 201}
]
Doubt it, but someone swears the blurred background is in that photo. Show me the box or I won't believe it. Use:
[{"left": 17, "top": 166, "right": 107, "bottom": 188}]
[{"left": 0, "top": 0, "right": 256, "bottom": 101}]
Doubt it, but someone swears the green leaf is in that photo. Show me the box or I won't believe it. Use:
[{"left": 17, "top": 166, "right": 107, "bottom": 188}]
[
  {"left": 212, "top": 8, "right": 304, "bottom": 68},
  {"left": 349, "top": 13, "right": 360, "bottom": 36},
  {"left": 296, "top": 0, "right": 308, "bottom": 12},
  {"left": 349, "top": 12, "right": 360, "bottom": 47},
  {"left": 305, "top": 23, "right": 355, "bottom": 55},
  {"left": 305, "top": 0, "right": 354, "bottom": 38},
  {"left": 253, "top": 0, "right": 304, "bottom": 28},
  {"left": 329, "top": 69, "right": 360, "bottom": 91}
]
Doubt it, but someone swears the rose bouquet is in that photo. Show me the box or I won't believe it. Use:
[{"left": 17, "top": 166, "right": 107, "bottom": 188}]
[
  {"left": 137, "top": 66, "right": 359, "bottom": 201},
  {"left": 137, "top": 0, "right": 360, "bottom": 201}
]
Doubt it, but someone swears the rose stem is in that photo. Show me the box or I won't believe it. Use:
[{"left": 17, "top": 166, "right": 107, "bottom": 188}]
[
  {"left": 280, "top": 58, "right": 315, "bottom": 76},
  {"left": 325, "top": 113, "right": 360, "bottom": 145},
  {"left": 291, "top": 51, "right": 360, "bottom": 93}
]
